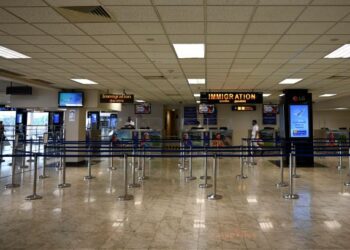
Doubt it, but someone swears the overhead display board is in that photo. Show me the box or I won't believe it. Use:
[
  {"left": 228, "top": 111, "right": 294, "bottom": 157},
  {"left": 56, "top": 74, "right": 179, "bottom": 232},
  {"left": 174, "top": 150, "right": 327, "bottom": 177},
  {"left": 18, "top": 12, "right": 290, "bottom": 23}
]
[
  {"left": 100, "top": 94, "right": 134, "bottom": 103},
  {"left": 200, "top": 92, "right": 263, "bottom": 104}
]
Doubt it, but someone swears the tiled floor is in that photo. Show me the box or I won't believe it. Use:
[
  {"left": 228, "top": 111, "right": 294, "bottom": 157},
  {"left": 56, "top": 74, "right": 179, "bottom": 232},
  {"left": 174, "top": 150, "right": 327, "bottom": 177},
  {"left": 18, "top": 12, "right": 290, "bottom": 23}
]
[{"left": 1, "top": 148, "right": 350, "bottom": 250}]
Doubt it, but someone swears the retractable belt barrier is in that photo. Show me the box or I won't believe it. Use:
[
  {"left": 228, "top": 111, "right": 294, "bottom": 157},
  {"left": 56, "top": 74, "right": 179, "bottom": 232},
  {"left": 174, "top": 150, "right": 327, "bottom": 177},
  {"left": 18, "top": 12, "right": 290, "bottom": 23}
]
[{"left": 3, "top": 138, "right": 350, "bottom": 202}]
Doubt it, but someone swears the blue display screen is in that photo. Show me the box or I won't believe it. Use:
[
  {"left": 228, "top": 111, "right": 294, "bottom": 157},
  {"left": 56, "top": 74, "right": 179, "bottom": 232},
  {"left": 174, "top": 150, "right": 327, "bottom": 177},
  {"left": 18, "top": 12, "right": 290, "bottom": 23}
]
[
  {"left": 53, "top": 113, "right": 60, "bottom": 124},
  {"left": 16, "top": 113, "right": 22, "bottom": 124},
  {"left": 58, "top": 92, "right": 84, "bottom": 107},
  {"left": 290, "top": 105, "right": 309, "bottom": 138},
  {"left": 91, "top": 113, "right": 97, "bottom": 124}
]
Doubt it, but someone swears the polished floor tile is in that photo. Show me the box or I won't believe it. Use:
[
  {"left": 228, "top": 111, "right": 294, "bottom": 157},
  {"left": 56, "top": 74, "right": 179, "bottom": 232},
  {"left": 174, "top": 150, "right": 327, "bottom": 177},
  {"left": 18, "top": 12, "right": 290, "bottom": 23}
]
[{"left": 1, "top": 148, "right": 350, "bottom": 250}]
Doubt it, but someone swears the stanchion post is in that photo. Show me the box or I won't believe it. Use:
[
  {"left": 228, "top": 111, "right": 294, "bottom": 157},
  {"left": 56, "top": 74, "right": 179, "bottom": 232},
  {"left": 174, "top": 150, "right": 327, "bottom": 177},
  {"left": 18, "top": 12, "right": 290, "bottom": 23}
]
[
  {"left": 208, "top": 154, "right": 222, "bottom": 200},
  {"left": 338, "top": 141, "right": 344, "bottom": 170},
  {"left": 39, "top": 133, "right": 49, "bottom": 179},
  {"left": 344, "top": 148, "right": 350, "bottom": 186},
  {"left": 138, "top": 147, "right": 149, "bottom": 181},
  {"left": 129, "top": 148, "right": 140, "bottom": 188},
  {"left": 292, "top": 144, "right": 300, "bottom": 178},
  {"left": 109, "top": 142, "right": 117, "bottom": 170},
  {"left": 283, "top": 153, "right": 299, "bottom": 199},
  {"left": 185, "top": 147, "right": 196, "bottom": 181},
  {"left": 27, "top": 137, "right": 34, "bottom": 162},
  {"left": 25, "top": 154, "right": 42, "bottom": 200},
  {"left": 200, "top": 148, "right": 211, "bottom": 180},
  {"left": 0, "top": 136, "right": 4, "bottom": 163},
  {"left": 5, "top": 136, "right": 20, "bottom": 188},
  {"left": 84, "top": 145, "right": 95, "bottom": 180},
  {"left": 236, "top": 146, "right": 248, "bottom": 179},
  {"left": 276, "top": 148, "right": 288, "bottom": 187},
  {"left": 58, "top": 144, "right": 71, "bottom": 188},
  {"left": 118, "top": 154, "right": 134, "bottom": 201},
  {"left": 178, "top": 141, "right": 184, "bottom": 169},
  {"left": 199, "top": 149, "right": 212, "bottom": 188}
]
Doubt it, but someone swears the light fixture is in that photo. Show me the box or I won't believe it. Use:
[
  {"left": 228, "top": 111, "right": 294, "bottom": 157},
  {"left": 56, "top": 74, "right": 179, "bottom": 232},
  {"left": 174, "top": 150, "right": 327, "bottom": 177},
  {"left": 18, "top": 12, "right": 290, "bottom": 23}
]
[
  {"left": 319, "top": 94, "right": 336, "bottom": 97},
  {"left": 247, "top": 196, "right": 258, "bottom": 203},
  {"left": 193, "top": 93, "right": 200, "bottom": 97},
  {"left": 71, "top": 79, "right": 98, "bottom": 85},
  {"left": 188, "top": 78, "right": 206, "bottom": 84},
  {"left": 0, "top": 45, "right": 30, "bottom": 59},
  {"left": 196, "top": 100, "right": 200, "bottom": 104},
  {"left": 135, "top": 99, "right": 145, "bottom": 103},
  {"left": 324, "top": 44, "right": 350, "bottom": 58},
  {"left": 279, "top": 78, "right": 303, "bottom": 84},
  {"left": 324, "top": 220, "right": 341, "bottom": 229},
  {"left": 173, "top": 44, "right": 205, "bottom": 58},
  {"left": 335, "top": 107, "right": 348, "bottom": 110},
  {"left": 259, "top": 221, "right": 274, "bottom": 231},
  {"left": 279, "top": 93, "right": 285, "bottom": 97},
  {"left": 263, "top": 93, "right": 271, "bottom": 97}
]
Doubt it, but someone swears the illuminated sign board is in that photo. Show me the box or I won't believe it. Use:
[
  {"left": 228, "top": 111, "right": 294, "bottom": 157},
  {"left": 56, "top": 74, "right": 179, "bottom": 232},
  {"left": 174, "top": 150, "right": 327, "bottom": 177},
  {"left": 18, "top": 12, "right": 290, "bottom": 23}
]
[
  {"left": 289, "top": 105, "right": 310, "bottom": 138},
  {"left": 100, "top": 94, "right": 134, "bottom": 103},
  {"left": 201, "top": 92, "right": 263, "bottom": 104},
  {"left": 232, "top": 105, "right": 256, "bottom": 111}
]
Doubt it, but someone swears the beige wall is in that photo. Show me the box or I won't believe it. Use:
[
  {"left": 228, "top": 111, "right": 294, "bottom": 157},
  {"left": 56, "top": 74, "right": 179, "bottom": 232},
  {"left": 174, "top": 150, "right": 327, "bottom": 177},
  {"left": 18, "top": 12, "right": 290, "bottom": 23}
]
[{"left": 313, "top": 110, "right": 350, "bottom": 129}]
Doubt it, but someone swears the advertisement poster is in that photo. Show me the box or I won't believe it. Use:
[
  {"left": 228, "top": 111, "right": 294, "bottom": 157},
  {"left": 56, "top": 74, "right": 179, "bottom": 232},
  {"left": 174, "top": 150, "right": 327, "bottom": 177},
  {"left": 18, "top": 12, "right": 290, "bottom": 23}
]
[
  {"left": 263, "top": 104, "right": 278, "bottom": 125},
  {"left": 289, "top": 105, "right": 309, "bottom": 138},
  {"left": 68, "top": 110, "right": 76, "bottom": 122}
]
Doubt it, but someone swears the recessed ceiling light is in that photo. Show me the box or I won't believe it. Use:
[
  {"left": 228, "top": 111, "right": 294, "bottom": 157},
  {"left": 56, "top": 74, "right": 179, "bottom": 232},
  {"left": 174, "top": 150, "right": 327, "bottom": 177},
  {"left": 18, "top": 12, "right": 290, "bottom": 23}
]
[
  {"left": 335, "top": 107, "right": 348, "bottom": 110},
  {"left": 135, "top": 99, "right": 145, "bottom": 103},
  {"left": 279, "top": 78, "right": 303, "bottom": 84},
  {"left": 279, "top": 93, "right": 285, "bottom": 97},
  {"left": 324, "top": 44, "right": 350, "bottom": 58},
  {"left": 173, "top": 44, "right": 205, "bottom": 59},
  {"left": 0, "top": 45, "right": 30, "bottom": 59},
  {"left": 193, "top": 93, "right": 200, "bottom": 97},
  {"left": 319, "top": 94, "right": 336, "bottom": 97},
  {"left": 71, "top": 79, "right": 98, "bottom": 85},
  {"left": 263, "top": 93, "right": 271, "bottom": 97},
  {"left": 188, "top": 78, "right": 205, "bottom": 84},
  {"left": 196, "top": 100, "right": 200, "bottom": 104}
]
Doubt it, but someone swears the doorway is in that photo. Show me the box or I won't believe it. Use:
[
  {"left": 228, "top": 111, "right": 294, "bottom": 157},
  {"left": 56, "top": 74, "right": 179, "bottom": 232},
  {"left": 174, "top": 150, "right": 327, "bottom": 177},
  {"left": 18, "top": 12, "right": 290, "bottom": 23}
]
[{"left": 164, "top": 109, "right": 177, "bottom": 139}]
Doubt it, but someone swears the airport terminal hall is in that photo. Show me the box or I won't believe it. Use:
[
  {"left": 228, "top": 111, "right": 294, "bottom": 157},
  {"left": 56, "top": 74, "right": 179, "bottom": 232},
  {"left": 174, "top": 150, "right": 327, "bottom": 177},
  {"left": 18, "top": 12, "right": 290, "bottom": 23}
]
[{"left": 3, "top": 0, "right": 350, "bottom": 249}]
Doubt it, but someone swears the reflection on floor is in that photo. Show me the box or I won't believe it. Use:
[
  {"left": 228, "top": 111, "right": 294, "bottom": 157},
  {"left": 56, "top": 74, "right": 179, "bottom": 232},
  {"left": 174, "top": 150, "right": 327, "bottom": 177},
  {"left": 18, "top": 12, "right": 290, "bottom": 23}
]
[{"left": 1, "top": 151, "right": 350, "bottom": 250}]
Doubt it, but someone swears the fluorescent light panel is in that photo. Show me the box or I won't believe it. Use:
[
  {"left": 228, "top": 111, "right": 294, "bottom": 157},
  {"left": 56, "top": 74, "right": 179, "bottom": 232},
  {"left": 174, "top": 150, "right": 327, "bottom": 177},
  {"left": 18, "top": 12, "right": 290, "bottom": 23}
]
[
  {"left": 193, "top": 93, "right": 200, "bottom": 97},
  {"left": 173, "top": 44, "right": 205, "bottom": 58},
  {"left": 135, "top": 99, "right": 145, "bottom": 103},
  {"left": 0, "top": 45, "right": 30, "bottom": 59},
  {"left": 319, "top": 94, "right": 336, "bottom": 97},
  {"left": 279, "top": 78, "right": 303, "bottom": 84},
  {"left": 196, "top": 100, "right": 200, "bottom": 104},
  {"left": 71, "top": 79, "right": 98, "bottom": 85},
  {"left": 279, "top": 93, "right": 285, "bottom": 97},
  {"left": 263, "top": 93, "right": 271, "bottom": 97},
  {"left": 335, "top": 107, "right": 348, "bottom": 110},
  {"left": 188, "top": 78, "right": 205, "bottom": 84},
  {"left": 324, "top": 44, "right": 350, "bottom": 59}
]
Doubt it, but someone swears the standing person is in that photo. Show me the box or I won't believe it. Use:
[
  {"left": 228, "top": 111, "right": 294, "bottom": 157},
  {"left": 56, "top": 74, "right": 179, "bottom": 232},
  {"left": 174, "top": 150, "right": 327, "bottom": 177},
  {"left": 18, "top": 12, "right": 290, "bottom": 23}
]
[
  {"left": 251, "top": 120, "right": 259, "bottom": 141},
  {"left": 124, "top": 116, "right": 135, "bottom": 129}
]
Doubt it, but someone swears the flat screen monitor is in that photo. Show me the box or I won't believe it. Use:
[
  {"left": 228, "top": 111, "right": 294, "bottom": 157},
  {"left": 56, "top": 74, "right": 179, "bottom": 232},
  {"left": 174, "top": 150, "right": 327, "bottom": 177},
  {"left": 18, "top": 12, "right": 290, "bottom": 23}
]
[
  {"left": 135, "top": 103, "right": 151, "bottom": 114},
  {"left": 91, "top": 113, "right": 98, "bottom": 125},
  {"left": 16, "top": 113, "right": 23, "bottom": 124},
  {"left": 58, "top": 92, "right": 84, "bottom": 108},
  {"left": 263, "top": 104, "right": 278, "bottom": 114},
  {"left": 53, "top": 113, "right": 60, "bottom": 125},
  {"left": 289, "top": 105, "right": 309, "bottom": 138},
  {"left": 198, "top": 104, "right": 215, "bottom": 114}
]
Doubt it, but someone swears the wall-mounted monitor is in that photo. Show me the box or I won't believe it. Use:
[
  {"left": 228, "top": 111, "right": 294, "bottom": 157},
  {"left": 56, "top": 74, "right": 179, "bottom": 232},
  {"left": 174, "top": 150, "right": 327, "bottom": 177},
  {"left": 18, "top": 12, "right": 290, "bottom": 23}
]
[
  {"left": 58, "top": 92, "right": 84, "bottom": 108},
  {"left": 135, "top": 103, "right": 151, "bottom": 114},
  {"left": 289, "top": 105, "right": 309, "bottom": 138},
  {"left": 16, "top": 113, "right": 23, "bottom": 124},
  {"left": 198, "top": 104, "right": 215, "bottom": 114},
  {"left": 52, "top": 113, "right": 60, "bottom": 125}
]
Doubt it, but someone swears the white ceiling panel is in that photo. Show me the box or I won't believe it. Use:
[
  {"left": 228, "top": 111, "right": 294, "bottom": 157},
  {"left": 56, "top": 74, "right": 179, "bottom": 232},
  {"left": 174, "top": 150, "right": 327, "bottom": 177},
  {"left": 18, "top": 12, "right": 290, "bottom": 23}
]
[
  {"left": 279, "top": 34, "right": 318, "bottom": 44},
  {"left": 0, "top": 36, "right": 26, "bottom": 44},
  {"left": 0, "top": 0, "right": 47, "bottom": 7},
  {"left": 157, "top": 6, "right": 204, "bottom": 21},
  {"left": 327, "top": 23, "right": 350, "bottom": 35},
  {"left": 92, "top": 35, "right": 132, "bottom": 44},
  {"left": 56, "top": 36, "right": 97, "bottom": 45},
  {"left": 164, "top": 22, "right": 204, "bottom": 34},
  {"left": 207, "top": 22, "right": 248, "bottom": 34},
  {"left": 207, "top": 35, "right": 242, "bottom": 44},
  {"left": 6, "top": 7, "right": 68, "bottom": 23},
  {"left": 107, "top": 6, "right": 158, "bottom": 21},
  {"left": 71, "top": 44, "right": 107, "bottom": 53},
  {"left": 19, "top": 35, "right": 62, "bottom": 45},
  {"left": 298, "top": 6, "right": 350, "bottom": 21},
  {"left": 253, "top": 6, "right": 304, "bottom": 21},
  {"left": 100, "top": 0, "right": 151, "bottom": 5},
  {"left": 0, "top": 24, "right": 44, "bottom": 35},
  {"left": 247, "top": 22, "right": 291, "bottom": 34},
  {"left": 287, "top": 22, "right": 334, "bottom": 34},
  {"left": 76, "top": 23, "right": 124, "bottom": 35},
  {"left": 131, "top": 35, "right": 168, "bottom": 44},
  {"left": 120, "top": 23, "right": 164, "bottom": 34},
  {"left": 35, "top": 23, "right": 84, "bottom": 35},
  {"left": 207, "top": 6, "right": 254, "bottom": 21},
  {"left": 0, "top": 8, "right": 24, "bottom": 23}
]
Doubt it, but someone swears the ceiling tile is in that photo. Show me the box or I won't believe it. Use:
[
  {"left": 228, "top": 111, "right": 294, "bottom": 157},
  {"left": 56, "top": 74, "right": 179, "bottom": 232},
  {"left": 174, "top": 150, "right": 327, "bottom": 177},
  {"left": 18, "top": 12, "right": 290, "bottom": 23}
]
[
  {"left": 207, "top": 35, "right": 242, "bottom": 44},
  {"left": 107, "top": 6, "right": 158, "bottom": 21},
  {"left": 0, "top": 36, "right": 26, "bottom": 44},
  {"left": 38, "top": 44, "right": 76, "bottom": 53},
  {"left": 207, "top": 6, "right": 254, "bottom": 21},
  {"left": 207, "top": 44, "right": 239, "bottom": 51},
  {"left": 6, "top": 7, "right": 68, "bottom": 23},
  {"left": 100, "top": 0, "right": 151, "bottom": 4},
  {"left": 327, "top": 23, "right": 350, "bottom": 34},
  {"left": 287, "top": 22, "right": 334, "bottom": 34},
  {"left": 259, "top": 0, "right": 311, "bottom": 5},
  {"left": 92, "top": 35, "right": 132, "bottom": 44},
  {"left": 240, "top": 44, "right": 273, "bottom": 51},
  {"left": 71, "top": 44, "right": 108, "bottom": 53},
  {"left": 164, "top": 22, "right": 204, "bottom": 34},
  {"left": 207, "top": 22, "right": 248, "bottom": 34},
  {"left": 77, "top": 23, "right": 124, "bottom": 35},
  {"left": 56, "top": 36, "right": 97, "bottom": 45},
  {"left": 0, "top": 24, "right": 44, "bottom": 35},
  {"left": 154, "top": 0, "right": 203, "bottom": 5},
  {"left": 35, "top": 23, "right": 84, "bottom": 35},
  {"left": 120, "top": 23, "right": 164, "bottom": 34},
  {"left": 0, "top": 8, "right": 24, "bottom": 23},
  {"left": 0, "top": 0, "right": 47, "bottom": 6},
  {"left": 105, "top": 44, "right": 140, "bottom": 52},
  {"left": 279, "top": 34, "right": 318, "bottom": 44},
  {"left": 18, "top": 35, "right": 62, "bottom": 45},
  {"left": 131, "top": 34, "right": 168, "bottom": 44},
  {"left": 247, "top": 22, "right": 291, "bottom": 34},
  {"left": 168, "top": 34, "right": 204, "bottom": 43},
  {"left": 298, "top": 6, "right": 350, "bottom": 21},
  {"left": 242, "top": 34, "right": 281, "bottom": 44},
  {"left": 253, "top": 6, "right": 304, "bottom": 21},
  {"left": 157, "top": 6, "right": 203, "bottom": 21},
  {"left": 207, "top": 0, "right": 258, "bottom": 5}
]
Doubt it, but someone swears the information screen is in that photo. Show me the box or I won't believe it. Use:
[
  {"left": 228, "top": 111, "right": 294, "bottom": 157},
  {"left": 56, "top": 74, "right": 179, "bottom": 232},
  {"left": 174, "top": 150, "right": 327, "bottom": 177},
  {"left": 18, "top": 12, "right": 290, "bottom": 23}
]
[
  {"left": 289, "top": 105, "right": 309, "bottom": 138},
  {"left": 53, "top": 113, "right": 60, "bottom": 124},
  {"left": 58, "top": 92, "right": 84, "bottom": 107}
]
